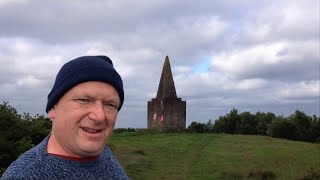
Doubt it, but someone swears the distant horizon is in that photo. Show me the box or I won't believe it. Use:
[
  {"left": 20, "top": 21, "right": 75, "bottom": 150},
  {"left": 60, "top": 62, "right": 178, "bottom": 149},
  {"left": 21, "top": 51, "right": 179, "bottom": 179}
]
[{"left": 3, "top": 101, "right": 318, "bottom": 129}]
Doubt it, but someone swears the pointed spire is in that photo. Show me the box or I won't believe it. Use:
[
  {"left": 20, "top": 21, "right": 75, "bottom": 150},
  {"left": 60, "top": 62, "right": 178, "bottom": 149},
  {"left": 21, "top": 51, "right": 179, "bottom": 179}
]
[{"left": 156, "top": 56, "right": 177, "bottom": 98}]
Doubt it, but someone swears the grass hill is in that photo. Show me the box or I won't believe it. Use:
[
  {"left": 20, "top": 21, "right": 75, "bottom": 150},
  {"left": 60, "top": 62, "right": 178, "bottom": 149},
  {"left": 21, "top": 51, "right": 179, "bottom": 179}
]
[{"left": 108, "top": 132, "right": 320, "bottom": 180}]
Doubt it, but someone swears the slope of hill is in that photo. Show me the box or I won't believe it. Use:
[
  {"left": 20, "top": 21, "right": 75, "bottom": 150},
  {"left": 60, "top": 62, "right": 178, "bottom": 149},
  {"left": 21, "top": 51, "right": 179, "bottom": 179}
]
[{"left": 109, "top": 133, "right": 320, "bottom": 179}]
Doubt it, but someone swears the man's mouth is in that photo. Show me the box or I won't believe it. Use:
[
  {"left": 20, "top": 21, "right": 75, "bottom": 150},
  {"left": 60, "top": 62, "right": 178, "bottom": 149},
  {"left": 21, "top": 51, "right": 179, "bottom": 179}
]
[{"left": 81, "top": 127, "right": 102, "bottom": 133}]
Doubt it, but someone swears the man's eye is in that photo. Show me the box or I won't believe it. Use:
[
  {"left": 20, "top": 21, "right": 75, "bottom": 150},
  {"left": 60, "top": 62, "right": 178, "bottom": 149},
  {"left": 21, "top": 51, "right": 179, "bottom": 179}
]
[
  {"left": 104, "top": 103, "right": 118, "bottom": 110},
  {"left": 76, "top": 99, "right": 92, "bottom": 103}
]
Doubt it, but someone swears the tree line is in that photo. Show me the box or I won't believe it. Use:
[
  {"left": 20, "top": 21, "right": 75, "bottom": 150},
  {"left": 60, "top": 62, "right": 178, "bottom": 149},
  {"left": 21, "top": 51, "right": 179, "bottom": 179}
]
[
  {"left": 188, "top": 108, "right": 320, "bottom": 143},
  {"left": 0, "top": 102, "right": 52, "bottom": 175}
]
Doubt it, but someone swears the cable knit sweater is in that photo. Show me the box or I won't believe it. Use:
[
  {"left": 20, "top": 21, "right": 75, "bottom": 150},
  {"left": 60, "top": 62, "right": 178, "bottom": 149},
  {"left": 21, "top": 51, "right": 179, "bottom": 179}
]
[{"left": 1, "top": 137, "right": 129, "bottom": 180}]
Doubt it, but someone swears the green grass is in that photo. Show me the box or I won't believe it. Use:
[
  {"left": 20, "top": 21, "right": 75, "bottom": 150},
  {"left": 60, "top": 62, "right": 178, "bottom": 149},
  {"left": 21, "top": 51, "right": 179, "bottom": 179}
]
[{"left": 108, "top": 133, "right": 320, "bottom": 180}]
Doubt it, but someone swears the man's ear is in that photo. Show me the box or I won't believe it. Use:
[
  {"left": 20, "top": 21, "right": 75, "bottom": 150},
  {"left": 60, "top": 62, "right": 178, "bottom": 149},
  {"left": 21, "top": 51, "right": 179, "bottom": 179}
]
[{"left": 48, "top": 107, "right": 55, "bottom": 119}]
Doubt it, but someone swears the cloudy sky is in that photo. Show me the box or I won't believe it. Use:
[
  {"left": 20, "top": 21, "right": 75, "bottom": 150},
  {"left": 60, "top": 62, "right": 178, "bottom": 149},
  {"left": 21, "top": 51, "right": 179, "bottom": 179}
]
[{"left": 0, "top": 0, "right": 319, "bottom": 128}]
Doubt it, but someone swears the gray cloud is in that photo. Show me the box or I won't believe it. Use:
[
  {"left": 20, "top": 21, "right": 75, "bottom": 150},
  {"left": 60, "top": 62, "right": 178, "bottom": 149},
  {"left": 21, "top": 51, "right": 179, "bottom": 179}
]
[{"left": 0, "top": 0, "right": 319, "bottom": 128}]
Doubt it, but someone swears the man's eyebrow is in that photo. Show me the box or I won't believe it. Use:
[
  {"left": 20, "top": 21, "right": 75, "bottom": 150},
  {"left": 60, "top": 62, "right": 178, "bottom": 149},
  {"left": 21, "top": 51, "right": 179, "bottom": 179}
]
[
  {"left": 70, "top": 92, "right": 91, "bottom": 98},
  {"left": 103, "top": 98, "right": 119, "bottom": 104},
  {"left": 72, "top": 93, "right": 118, "bottom": 102}
]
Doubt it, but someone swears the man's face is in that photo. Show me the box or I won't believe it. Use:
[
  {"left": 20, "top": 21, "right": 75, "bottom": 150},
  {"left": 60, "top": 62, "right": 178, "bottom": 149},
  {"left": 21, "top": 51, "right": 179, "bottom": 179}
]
[{"left": 48, "top": 81, "right": 120, "bottom": 157}]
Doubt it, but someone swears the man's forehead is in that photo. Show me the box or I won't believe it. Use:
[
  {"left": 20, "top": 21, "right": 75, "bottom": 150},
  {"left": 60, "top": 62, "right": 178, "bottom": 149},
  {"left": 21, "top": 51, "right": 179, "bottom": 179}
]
[{"left": 68, "top": 82, "right": 120, "bottom": 99}]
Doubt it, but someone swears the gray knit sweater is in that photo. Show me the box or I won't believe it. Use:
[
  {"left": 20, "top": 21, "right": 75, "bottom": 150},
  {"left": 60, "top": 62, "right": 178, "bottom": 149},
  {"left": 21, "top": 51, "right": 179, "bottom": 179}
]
[{"left": 1, "top": 137, "right": 129, "bottom": 179}]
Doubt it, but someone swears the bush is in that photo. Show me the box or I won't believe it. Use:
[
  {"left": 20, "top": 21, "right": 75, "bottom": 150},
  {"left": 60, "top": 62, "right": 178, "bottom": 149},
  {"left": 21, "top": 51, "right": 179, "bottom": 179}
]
[
  {"left": 188, "top": 121, "right": 206, "bottom": 133},
  {"left": 113, "top": 128, "right": 136, "bottom": 133}
]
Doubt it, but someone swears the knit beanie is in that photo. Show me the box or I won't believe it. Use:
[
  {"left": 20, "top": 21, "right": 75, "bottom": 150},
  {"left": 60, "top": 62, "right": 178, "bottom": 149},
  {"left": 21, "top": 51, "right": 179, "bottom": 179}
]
[{"left": 46, "top": 55, "right": 124, "bottom": 113}]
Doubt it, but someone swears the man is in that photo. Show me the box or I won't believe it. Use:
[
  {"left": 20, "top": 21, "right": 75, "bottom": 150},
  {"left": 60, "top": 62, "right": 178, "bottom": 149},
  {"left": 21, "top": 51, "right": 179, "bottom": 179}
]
[{"left": 2, "top": 56, "right": 129, "bottom": 179}]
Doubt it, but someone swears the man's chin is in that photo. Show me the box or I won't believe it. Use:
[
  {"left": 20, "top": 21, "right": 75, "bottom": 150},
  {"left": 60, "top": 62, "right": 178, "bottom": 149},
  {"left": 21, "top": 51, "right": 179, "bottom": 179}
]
[{"left": 78, "top": 143, "right": 105, "bottom": 156}]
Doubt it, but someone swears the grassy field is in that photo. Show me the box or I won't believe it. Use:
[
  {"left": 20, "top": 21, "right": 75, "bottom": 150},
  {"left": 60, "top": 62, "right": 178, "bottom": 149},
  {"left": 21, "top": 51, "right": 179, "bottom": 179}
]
[{"left": 108, "top": 132, "right": 320, "bottom": 180}]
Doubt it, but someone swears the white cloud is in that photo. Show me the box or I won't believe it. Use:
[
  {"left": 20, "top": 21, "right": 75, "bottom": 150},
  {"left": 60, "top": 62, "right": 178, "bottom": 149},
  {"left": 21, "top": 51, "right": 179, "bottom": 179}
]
[
  {"left": 0, "top": 0, "right": 28, "bottom": 6},
  {"left": 174, "top": 66, "right": 192, "bottom": 74},
  {"left": 16, "top": 75, "right": 43, "bottom": 87},
  {"left": 234, "top": 78, "right": 267, "bottom": 91},
  {"left": 240, "top": 0, "right": 319, "bottom": 43},
  {"left": 278, "top": 81, "right": 320, "bottom": 99},
  {"left": 211, "top": 41, "right": 319, "bottom": 80},
  {"left": 176, "top": 16, "right": 227, "bottom": 42}
]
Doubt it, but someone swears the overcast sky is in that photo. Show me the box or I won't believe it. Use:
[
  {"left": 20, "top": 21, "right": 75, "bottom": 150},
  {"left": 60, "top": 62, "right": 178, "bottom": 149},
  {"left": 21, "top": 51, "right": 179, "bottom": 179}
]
[{"left": 0, "top": 0, "right": 319, "bottom": 128}]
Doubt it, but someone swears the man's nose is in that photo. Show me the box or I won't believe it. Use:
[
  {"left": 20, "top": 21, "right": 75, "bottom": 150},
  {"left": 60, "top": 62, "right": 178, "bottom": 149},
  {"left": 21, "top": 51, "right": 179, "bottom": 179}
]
[{"left": 88, "top": 102, "right": 106, "bottom": 122}]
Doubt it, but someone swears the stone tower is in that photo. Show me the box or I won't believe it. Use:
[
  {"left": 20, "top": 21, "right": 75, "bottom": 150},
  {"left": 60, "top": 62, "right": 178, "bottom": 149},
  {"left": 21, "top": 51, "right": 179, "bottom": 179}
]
[{"left": 147, "top": 56, "right": 186, "bottom": 131}]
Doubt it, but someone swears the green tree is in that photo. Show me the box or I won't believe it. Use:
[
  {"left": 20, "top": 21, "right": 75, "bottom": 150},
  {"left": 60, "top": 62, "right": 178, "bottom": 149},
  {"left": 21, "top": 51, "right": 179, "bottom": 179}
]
[
  {"left": 238, "top": 112, "right": 257, "bottom": 135},
  {"left": 29, "top": 115, "right": 52, "bottom": 145},
  {"left": 256, "top": 112, "right": 276, "bottom": 135},
  {"left": 188, "top": 121, "right": 206, "bottom": 133},
  {"left": 0, "top": 102, "right": 20, "bottom": 140},
  {"left": 205, "top": 119, "right": 214, "bottom": 132},
  {"left": 310, "top": 115, "right": 320, "bottom": 143},
  {"left": 0, "top": 102, "right": 51, "bottom": 176},
  {"left": 289, "top": 110, "right": 313, "bottom": 142},
  {"left": 221, "top": 108, "right": 240, "bottom": 134},
  {"left": 267, "top": 116, "right": 298, "bottom": 140},
  {"left": 213, "top": 116, "right": 224, "bottom": 133},
  {"left": 0, "top": 102, "right": 32, "bottom": 173}
]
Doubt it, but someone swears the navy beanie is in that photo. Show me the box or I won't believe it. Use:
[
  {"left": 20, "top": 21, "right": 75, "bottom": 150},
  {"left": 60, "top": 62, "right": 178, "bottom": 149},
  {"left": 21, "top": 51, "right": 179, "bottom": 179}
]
[{"left": 46, "top": 55, "right": 124, "bottom": 113}]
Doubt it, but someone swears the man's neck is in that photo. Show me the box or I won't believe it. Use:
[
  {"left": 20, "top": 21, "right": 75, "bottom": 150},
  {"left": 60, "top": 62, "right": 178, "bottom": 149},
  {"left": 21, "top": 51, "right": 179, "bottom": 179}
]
[{"left": 47, "top": 133, "right": 99, "bottom": 158}]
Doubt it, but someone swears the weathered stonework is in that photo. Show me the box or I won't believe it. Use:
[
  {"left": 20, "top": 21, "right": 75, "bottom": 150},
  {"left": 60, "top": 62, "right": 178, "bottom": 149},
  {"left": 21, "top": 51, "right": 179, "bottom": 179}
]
[{"left": 147, "top": 56, "right": 186, "bottom": 132}]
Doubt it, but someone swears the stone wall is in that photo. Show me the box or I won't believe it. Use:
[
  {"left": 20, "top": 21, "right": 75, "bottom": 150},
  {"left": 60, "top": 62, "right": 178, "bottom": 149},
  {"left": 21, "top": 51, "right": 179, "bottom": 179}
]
[{"left": 148, "top": 98, "right": 186, "bottom": 131}]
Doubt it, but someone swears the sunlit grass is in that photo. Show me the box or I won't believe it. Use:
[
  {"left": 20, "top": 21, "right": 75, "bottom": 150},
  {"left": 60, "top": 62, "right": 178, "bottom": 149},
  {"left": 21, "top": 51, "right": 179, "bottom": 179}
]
[{"left": 108, "top": 133, "right": 320, "bottom": 180}]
